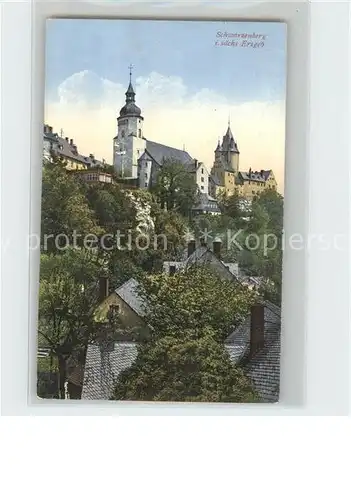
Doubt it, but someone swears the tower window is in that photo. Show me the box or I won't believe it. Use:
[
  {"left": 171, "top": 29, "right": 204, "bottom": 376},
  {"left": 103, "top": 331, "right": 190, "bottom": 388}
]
[
  {"left": 121, "top": 130, "right": 125, "bottom": 138},
  {"left": 201, "top": 168, "right": 204, "bottom": 174},
  {"left": 138, "top": 129, "right": 142, "bottom": 138},
  {"left": 201, "top": 177, "right": 204, "bottom": 182}
]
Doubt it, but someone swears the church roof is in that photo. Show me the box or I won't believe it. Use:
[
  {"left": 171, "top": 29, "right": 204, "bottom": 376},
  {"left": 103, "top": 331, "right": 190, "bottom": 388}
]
[
  {"left": 119, "top": 74, "right": 142, "bottom": 117},
  {"left": 145, "top": 140, "right": 193, "bottom": 166}
]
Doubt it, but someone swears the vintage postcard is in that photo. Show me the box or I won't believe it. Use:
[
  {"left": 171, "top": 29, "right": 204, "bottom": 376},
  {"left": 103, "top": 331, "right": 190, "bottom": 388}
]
[{"left": 38, "top": 19, "right": 286, "bottom": 402}]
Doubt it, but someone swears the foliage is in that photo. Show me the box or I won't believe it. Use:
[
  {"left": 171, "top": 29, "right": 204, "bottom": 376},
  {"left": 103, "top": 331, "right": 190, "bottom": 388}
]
[
  {"left": 139, "top": 266, "right": 256, "bottom": 342},
  {"left": 41, "top": 158, "right": 101, "bottom": 253},
  {"left": 112, "top": 331, "right": 258, "bottom": 402},
  {"left": 84, "top": 182, "right": 137, "bottom": 235},
  {"left": 151, "top": 159, "right": 198, "bottom": 217},
  {"left": 38, "top": 248, "right": 102, "bottom": 398}
]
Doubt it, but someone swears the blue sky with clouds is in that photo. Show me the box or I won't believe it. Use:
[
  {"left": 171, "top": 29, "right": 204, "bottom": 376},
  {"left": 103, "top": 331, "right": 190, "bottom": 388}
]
[
  {"left": 45, "top": 19, "right": 287, "bottom": 189},
  {"left": 46, "top": 19, "right": 286, "bottom": 103}
]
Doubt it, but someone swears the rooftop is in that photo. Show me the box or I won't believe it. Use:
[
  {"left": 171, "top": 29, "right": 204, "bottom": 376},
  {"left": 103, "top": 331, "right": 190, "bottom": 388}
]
[
  {"left": 144, "top": 140, "right": 193, "bottom": 167},
  {"left": 115, "top": 278, "right": 146, "bottom": 318}
]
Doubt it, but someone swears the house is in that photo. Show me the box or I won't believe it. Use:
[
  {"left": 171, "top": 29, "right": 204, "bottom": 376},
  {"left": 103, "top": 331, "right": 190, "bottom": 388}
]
[
  {"left": 63, "top": 277, "right": 148, "bottom": 399},
  {"left": 163, "top": 237, "right": 239, "bottom": 280},
  {"left": 94, "top": 277, "right": 148, "bottom": 337},
  {"left": 225, "top": 301, "right": 281, "bottom": 402},
  {"left": 192, "top": 193, "right": 221, "bottom": 216},
  {"left": 43, "top": 124, "right": 112, "bottom": 182},
  {"left": 81, "top": 301, "right": 281, "bottom": 402}
]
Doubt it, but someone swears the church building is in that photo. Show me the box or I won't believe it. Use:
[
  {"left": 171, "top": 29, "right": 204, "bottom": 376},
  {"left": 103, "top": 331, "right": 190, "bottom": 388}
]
[
  {"left": 112, "top": 68, "right": 220, "bottom": 214},
  {"left": 113, "top": 67, "right": 193, "bottom": 185}
]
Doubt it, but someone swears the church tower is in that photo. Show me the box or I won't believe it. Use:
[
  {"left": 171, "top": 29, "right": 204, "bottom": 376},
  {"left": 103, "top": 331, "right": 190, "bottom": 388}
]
[{"left": 113, "top": 65, "right": 146, "bottom": 178}]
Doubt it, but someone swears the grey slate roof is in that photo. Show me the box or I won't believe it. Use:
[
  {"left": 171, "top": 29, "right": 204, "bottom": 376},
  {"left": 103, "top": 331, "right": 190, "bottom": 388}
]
[
  {"left": 192, "top": 193, "right": 221, "bottom": 213},
  {"left": 221, "top": 126, "right": 240, "bottom": 154},
  {"left": 238, "top": 171, "right": 266, "bottom": 183},
  {"left": 82, "top": 300, "right": 281, "bottom": 401},
  {"left": 183, "top": 246, "right": 239, "bottom": 283},
  {"left": 209, "top": 173, "right": 221, "bottom": 186},
  {"left": 225, "top": 301, "right": 281, "bottom": 402},
  {"left": 81, "top": 342, "right": 138, "bottom": 400},
  {"left": 115, "top": 278, "right": 146, "bottom": 318},
  {"left": 145, "top": 140, "right": 193, "bottom": 166}
]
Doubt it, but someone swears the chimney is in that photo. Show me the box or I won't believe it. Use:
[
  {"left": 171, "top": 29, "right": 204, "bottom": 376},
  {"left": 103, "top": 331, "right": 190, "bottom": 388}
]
[
  {"left": 70, "top": 139, "right": 74, "bottom": 146},
  {"left": 213, "top": 237, "right": 222, "bottom": 259},
  {"left": 49, "top": 126, "right": 53, "bottom": 133},
  {"left": 65, "top": 137, "right": 69, "bottom": 142},
  {"left": 98, "top": 276, "right": 109, "bottom": 303},
  {"left": 194, "top": 158, "right": 198, "bottom": 168},
  {"left": 169, "top": 265, "right": 176, "bottom": 276},
  {"left": 250, "top": 304, "right": 265, "bottom": 357},
  {"left": 187, "top": 238, "right": 196, "bottom": 257}
]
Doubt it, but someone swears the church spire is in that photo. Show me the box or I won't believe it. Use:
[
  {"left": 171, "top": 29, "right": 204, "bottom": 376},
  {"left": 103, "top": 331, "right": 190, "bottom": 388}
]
[
  {"left": 125, "top": 64, "right": 135, "bottom": 103},
  {"left": 119, "top": 65, "right": 141, "bottom": 118}
]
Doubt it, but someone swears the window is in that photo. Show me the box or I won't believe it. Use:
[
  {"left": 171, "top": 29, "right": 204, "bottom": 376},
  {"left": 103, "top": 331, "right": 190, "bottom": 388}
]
[
  {"left": 201, "top": 177, "right": 204, "bottom": 182},
  {"left": 201, "top": 168, "right": 204, "bottom": 174},
  {"left": 110, "top": 304, "right": 120, "bottom": 314},
  {"left": 107, "top": 304, "right": 120, "bottom": 322},
  {"left": 121, "top": 130, "right": 125, "bottom": 138},
  {"left": 169, "top": 265, "right": 176, "bottom": 276},
  {"left": 145, "top": 173, "right": 148, "bottom": 179},
  {"left": 201, "top": 185, "right": 204, "bottom": 190},
  {"left": 138, "top": 129, "right": 142, "bottom": 138}
]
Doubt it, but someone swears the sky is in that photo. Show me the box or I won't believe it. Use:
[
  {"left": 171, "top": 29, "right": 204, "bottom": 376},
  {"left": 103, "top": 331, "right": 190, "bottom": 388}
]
[{"left": 45, "top": 19, "right": 287, "bottom": 190}]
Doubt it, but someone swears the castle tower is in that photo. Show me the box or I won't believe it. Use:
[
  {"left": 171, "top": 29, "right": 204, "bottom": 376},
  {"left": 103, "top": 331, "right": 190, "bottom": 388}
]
[
  {"left": 221, "top": 121, "right": 240, "bottom": 174},
  {"left": 113, "top": 65, "right": 146, "bottom": 178},
  {"left": 214, "top": 138, "right": 222, "bottom": 160}
]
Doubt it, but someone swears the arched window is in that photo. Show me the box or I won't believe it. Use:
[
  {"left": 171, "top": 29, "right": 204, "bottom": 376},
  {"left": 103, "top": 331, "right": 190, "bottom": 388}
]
[{"left": 121, "top": 130, "right": 125, "bottom": 138}]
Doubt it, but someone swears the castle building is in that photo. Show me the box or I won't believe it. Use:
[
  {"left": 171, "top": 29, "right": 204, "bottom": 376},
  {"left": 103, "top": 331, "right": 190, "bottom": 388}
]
[{"left": 210, "top": 123, "right": 278, "bottom": 201}]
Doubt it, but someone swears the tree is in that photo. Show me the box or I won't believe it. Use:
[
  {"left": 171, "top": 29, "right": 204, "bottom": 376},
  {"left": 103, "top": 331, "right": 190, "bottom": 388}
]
[
  {"left": 139, "top": 266, "right": 256, "bottom": 342},
  {"left": 84, "top": 182, "right": 137, "bottom": 235},
  {"left": 151, "top": 159, "right": 198, "bottom": 216},
  {"left": 112, "top": 330, "right": 258, "bottom": 402},
  {"left": 41, "top": 158, "right": 101, "bottom": 253},
  {"left": 38, "top": 248, "right": 103, "bottom": 398}
]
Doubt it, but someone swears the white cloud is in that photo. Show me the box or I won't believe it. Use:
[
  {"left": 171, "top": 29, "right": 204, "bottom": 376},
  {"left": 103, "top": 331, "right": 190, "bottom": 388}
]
[{"left": 45, "top": 70, "right": 286, "bottom": 191}]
